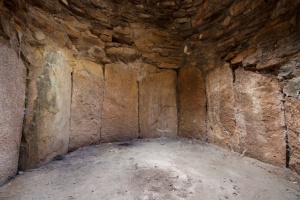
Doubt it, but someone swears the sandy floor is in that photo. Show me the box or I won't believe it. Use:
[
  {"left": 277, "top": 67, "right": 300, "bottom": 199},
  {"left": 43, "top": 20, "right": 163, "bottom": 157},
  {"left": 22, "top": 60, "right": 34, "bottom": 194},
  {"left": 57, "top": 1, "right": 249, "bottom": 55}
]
[{"left": 0, "top": 137, "right": 299, "bottom": 200}]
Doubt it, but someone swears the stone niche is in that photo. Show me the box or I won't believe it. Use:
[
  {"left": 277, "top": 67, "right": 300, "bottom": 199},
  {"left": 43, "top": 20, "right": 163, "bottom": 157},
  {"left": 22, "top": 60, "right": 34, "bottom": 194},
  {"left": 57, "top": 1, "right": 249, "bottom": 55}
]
[{"left": 0, "top": 41, "right": 26, "bottom": 186}]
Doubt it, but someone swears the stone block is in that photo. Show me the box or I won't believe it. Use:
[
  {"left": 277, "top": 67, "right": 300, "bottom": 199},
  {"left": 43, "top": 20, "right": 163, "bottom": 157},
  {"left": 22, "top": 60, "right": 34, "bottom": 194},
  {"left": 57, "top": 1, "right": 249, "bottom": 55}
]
[
  {"left": 285, "top": 97, "right": 300, "bottom": 173},
  {"left": 19, "top": 51, "right": 72, "bottom": 170},
  {"left": 288, "top": 130, "right": 300, "bottom": 174},
  {"left": 283, "top": 77, "right": 300, "bottom": 98},
  {"left": 0, "top": 42, "right": 26, "bottom": 186},
  {"left": 101, "top": 62, "right": 139, "bottom": 142},
  {"left": 234, "top": 68, "right": 285, "bottom": 166},
  {"left": 178, "top": 67, "right": 206, "bottom": 140},
  {"left": 206, "top": 63, "right": 238, "bottom": 150},
  {"left": 69, "top": 60, "right": 104, "bottom": 151},
  {"left": 139, "top": 70, "right": 178, "bottom": 138}
]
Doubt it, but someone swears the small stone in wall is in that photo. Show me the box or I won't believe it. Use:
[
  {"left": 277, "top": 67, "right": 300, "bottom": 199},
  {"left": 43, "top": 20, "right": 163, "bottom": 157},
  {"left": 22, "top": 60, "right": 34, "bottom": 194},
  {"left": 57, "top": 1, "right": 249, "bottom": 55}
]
[
  {"left": 222, "top": 16, "right": 231, "bottom": 26},
  {"left": 33, "top": 31, "right": 45, "bottom": 41},
  {"left": 283, "top": 77, "right": 300, "bottom": 98}
]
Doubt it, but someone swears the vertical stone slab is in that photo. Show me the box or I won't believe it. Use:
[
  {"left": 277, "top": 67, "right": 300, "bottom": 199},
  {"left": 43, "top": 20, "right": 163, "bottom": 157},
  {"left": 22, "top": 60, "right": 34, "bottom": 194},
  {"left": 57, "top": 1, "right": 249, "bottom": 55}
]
[
  {"left": 139, "top": 70, "right": 178, "bottom": 138},
  {"left": 285, "top": 97, "right": 300, "bottom": 173},
  {"left": 178, "top": 67, "right": 206, "bottom": 140},
  {"left": 235, "top": 68, "right": 285, "bottom": 166},
  {"left": 206, "top": 63, "right": 238, "bottom": 150},
  {"left": 0, "top": 42, "right": 26, "bottom": 186},
  {"left": 101, "top": 62, "right": 138, "bottom": 142},
  {"left": 20, "top": 51, "right": 71, "bottom": 170},
  {"left": 69, "top": 60, "right": 104, "bottom": 151}
]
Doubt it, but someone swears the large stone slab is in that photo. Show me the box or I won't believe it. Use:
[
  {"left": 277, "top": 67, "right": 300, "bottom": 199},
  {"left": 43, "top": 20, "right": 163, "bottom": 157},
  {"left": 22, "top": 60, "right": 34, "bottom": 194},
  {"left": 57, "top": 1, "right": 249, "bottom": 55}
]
[
  {"left": 178, "top": 67, "right": 206, "bottom": 140},
  {"left": 285, "top": 97, "right": 300, "bottom": 173},
  {"left": 101, "top": 63, "right": 139, "bottom": 142},
  {"left": 234, "top": 68, "right": 285, "bottom": 166},
  {"left": 69, "top": 60, "right": 104, "bottom": 151},
  {"left": 139, "top": 70, "right": 178, "bottom": 138},
  {"left": 206, "top": 63, "right": 238, "bottom": 150},
  {"left": 20, "top": 51, "right": 72, "bottom": 170},
  {"left": 0, "top": 42, "right": 26, "bottom": 186}
]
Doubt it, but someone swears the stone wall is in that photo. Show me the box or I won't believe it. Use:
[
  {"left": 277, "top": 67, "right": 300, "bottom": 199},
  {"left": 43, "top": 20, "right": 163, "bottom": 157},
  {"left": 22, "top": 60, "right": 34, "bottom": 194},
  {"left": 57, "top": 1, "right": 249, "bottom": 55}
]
[
  {"left": 178, "top": 66, "right": 206, "bottom": 140},
  {"left": 0, "top": 0, "right": 184, "bottom": 172},
  {"left": 101, "top": 62, "right": 139, "bottom": 142},
  {"left": 139, "top": 70, "right": 178, "bottom": 138},
  {"left": 0, "top": 0, "right": 299, "bottom": 178},
  {"left": 186, "top": 0, "right": 300, "bottom": 169},
  {"left": 234, "top": 68, "right": 285, "bottom": 166},
  {"left": 206, "top": 63, "right": 238, "bottom": 150},
  {"left": 19, "top": 51, "right": 72, "bottom": 170},
  {"left": 0, "top": 40, "right": 26, "bottom": 185},
  {"left": 69, "top": 60, "right": 104, "bottom": 151}
]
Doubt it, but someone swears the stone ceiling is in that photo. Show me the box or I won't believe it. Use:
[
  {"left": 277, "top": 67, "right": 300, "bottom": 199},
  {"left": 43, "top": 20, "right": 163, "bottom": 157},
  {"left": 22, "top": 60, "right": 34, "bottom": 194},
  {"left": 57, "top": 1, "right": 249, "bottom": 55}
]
[{"left": 1, "top": 0, "right": 300, "bottom": 67}]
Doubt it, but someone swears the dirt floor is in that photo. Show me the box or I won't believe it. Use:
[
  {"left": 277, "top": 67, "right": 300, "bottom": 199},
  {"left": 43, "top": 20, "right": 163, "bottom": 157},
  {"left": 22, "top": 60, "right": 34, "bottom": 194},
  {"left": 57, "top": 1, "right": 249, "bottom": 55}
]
[{"left": 0, "top": 137, "right": 299, "bottom": 200}]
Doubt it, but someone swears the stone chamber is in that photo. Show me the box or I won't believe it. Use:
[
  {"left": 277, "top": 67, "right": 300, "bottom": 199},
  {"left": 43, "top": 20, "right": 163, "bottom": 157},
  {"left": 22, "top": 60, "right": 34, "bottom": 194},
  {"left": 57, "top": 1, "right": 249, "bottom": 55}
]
[{"left": 0, "top": 0, "right": 300, "bottom": 198}]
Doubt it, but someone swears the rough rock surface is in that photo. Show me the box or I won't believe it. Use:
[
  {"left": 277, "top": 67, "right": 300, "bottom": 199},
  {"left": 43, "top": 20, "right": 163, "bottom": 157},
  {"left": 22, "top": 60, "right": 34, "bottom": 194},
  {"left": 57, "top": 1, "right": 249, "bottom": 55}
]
[
  {"left": 19, "top": 51, "right": 71, "bottom": 170},
  {"left": 234, "top": 68, "right": 285, "bottom": 166},
  {"left": 206, "top": 63, "right": 238, "bottom": 150},
  {"left": 285, "top": 97, "right": 300, "bottom": 173},
  {"left": 139, "top": 70, "right": 178, "bottom": 138},
  {"left": 69, "top": 60, "right": 104, "bottom": 151},
  {"left": 101, "top": 62, "right": 139, "bottom": 142},
  {"left": 178, "top": 66, "right": 206, "bottom": 140},
  {"left": 0, "top": 0, "right": 299, "bottom": 175},
  {"left": 0, "top": 41, "right": 25, "bottom": 186}
]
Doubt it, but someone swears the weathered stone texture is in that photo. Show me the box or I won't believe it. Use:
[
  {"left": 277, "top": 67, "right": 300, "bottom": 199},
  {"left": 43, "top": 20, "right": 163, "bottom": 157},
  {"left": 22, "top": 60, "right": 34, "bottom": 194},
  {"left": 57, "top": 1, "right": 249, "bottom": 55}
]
[
  {"left": 0, "top": 42, "right": 26, "bottom": 186},
  {"left": 20, "top": 51, "right": 71, "bottom": 170},
  {"left": 178, "top": 67, "right": 206, "bottom": 140},
  {"left": 69, "top": 60, "right": 104, "bottom": 151},
  {"left": 206, "top": 63, "right": 238, "bottom": 150},
  {"left": 0, "top": 0, "right": 299, "bottom": 175},
  {"left": 285, "top": 97, "right": 300, "bottom": 173},
  {"left": 139, "top": 70, "right": 178, "bottom": 138},
  {"left": 235, "top": 68, "right": 285, "bottom": 166},
  {"left": 101, "top": 62, "right": 139, "bottom": 142}
]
